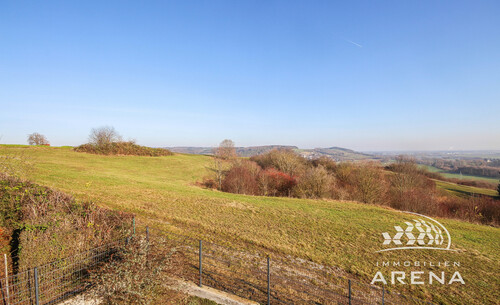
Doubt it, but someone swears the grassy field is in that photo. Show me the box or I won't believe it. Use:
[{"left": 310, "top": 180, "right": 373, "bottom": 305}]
[
  {"left": 1, "top": 145, "right": 499, "bottom": 304},
  {"left": 435, "top": 180, "right": 498, "bottom": 197},
  {"left": 421, "top": 165, "right": 500, "bottom": 184}
]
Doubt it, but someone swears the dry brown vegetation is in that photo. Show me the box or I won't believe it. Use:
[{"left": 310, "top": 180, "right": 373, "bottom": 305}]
[
  {"left": 0, "top": 174, "right": 133, "bottom": 273},
  {"left": 74, "top": 126, "right": 172, "bottom": 156},
  {"left": 204, "top": 150, "right": 500, "bottom": 226},
  {"left": 91, "top": 236, "right": 185, "bottom": 305},
  {"left": 74, "top": 141, "right": 173, "bottom": 156}
]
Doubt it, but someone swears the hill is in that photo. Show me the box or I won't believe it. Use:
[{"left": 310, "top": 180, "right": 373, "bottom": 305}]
[
  {"left": 168, "top": 145, "right": 374, "bottom": 161},
  {"left": 298, "top": 146, "right": 375, "bottom": 161},
  {"left": 168, "top": 145, "right": 298, "bottom": 157},
  {"left": 0, "top": 145, "right": 498, "bottom": 304}
]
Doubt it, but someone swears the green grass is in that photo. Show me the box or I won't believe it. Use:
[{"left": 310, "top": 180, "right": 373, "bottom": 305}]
[
  {"left": 435, "top": 180, "right": 499, "bottom": 197},
  {"left": 420, "top": 165, "right": 500, "bottom": 184},
  {"left": 1, "top": 145, "right": 499, "bottom": 304}
]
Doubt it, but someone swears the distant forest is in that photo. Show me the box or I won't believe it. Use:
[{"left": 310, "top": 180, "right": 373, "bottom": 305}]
[{"left": 420, "top": 159, "right": 500, "bottom": 178}]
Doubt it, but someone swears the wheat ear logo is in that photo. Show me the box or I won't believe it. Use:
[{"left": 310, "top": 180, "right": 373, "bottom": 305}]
[{"left": 377, "top": 212, "right": 456, "bottom": 252}]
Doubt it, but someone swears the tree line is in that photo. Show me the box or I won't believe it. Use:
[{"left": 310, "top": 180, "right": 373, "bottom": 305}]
[{"left": 204, "top": 141, "right": 500, "bottom": 226}]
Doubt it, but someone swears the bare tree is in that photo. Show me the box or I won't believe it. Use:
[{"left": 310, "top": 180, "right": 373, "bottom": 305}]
[
  {"left": 89, "top": 126, "right": 122, "bottom": 146},
  {"left": 215, "top": 139, "right": 237, "bottom": 160},
  {"left": 294, "top": 165, "right": 332, "bottom": 198},
  {"left": 355, "top": 164, "right": 386, "bottom": 204},
  {"left": 27, "top": 132, "right": 49, "bottom": 145}
]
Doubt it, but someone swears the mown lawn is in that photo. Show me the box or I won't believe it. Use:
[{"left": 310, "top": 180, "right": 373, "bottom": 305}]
[{"left": 1, "top": 145, "right": 499, "bottom": 304}]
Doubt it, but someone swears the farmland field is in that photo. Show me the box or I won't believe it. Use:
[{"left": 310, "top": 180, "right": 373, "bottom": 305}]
[
  {"left": 420, "top": 165, "right": 500, "bottom": 184},
  {"left": 434, "top": 180, "right": 498, "bottom": 197},
  {"left": 1, "top": 145, "right": 499, "bottom": 305}
]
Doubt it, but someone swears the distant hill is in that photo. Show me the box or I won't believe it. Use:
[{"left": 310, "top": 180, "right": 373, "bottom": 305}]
[
  {"left": 167, "top": 145, "right": 298, "bottom": 157},
  {"left": 167, "top": 145, "right": 375, "bottom": 161},
  {"left": 297, "top": 147, "right": 375, "bottom": 161}
]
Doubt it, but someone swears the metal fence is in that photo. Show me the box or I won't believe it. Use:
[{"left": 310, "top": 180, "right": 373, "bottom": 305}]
[
  {"left": 0, "top": 238, "right": 128, "bottom": 305},
  {"left": 146, "top": 227, "right": 436, "bottom": 305},
  {"left": 0, "top": 225, "right": 436, "bottom": 305}
]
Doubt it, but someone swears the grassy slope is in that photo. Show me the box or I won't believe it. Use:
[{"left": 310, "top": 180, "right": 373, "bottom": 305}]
[
  {"left": 1, "top": 146, "right": 499, "bottom": 304},
  {"left": 435, "top": 180, "right": 498, "bottom": 197},
  {"left": 421, "top": 165, "right": 500, "bottom": 184}
]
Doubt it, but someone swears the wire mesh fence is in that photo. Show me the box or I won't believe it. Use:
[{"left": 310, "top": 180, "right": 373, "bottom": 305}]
[
  {"left": 0, "top": 225, "right": 437, "bottom": 305},
  {"left": 149, "top": 227, "right": 436, "bottom": 305},
  {"left": 0, "top": 238, "right": 128, "bottom": 305}
]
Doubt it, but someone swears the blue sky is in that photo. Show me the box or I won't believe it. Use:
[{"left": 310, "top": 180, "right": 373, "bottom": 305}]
[{"left": 1, "top": 1, "right": 499, "bottom": 151}]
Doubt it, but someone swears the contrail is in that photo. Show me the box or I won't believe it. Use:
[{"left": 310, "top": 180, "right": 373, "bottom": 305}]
[{"left": 346, "top": 39, "right": 363, "bottom": 48}]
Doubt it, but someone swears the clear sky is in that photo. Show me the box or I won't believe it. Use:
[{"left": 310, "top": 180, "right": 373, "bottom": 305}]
[{"left": 1, "top": 1, "right": 499, "bottom": 151}]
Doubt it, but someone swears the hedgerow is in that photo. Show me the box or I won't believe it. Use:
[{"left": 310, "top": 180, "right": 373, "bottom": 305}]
[{"left": 74, "top": 141, "right": 173, "bottom": 157}]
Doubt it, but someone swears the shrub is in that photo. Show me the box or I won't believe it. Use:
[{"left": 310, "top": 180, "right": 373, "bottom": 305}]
[
  {"left": 251, "top": 149, "right": 306, "bottom": 176},
  {"left": 0, "top": 176, "right": 133, "bottom": 271},
  {"left": 352, "top": 164, "right": 387, "bottom": 204},
  {"left": 221, "top": 160, "right": 261, "bottom": 195},
  {"left": 201, "top": 177, "right": 218, "bottom": 189},
  {"left": 334, "top": 162, "right": 356, "bottom": 187},
  {"left": 450, "top": 179, "right": 497, "bottom": 190},
  {"left": 309, "top": 156, "right": 337, "bottom": 173},
  {"left": 74, "top": 142, "right": 173, "bottom": 156},
  {"left": 258, "top": 168, "right": 296, "bottom": 196},
  {"left": 294, "top": 165, "right": 333, "bottom": 198},
  {"left": 438, "top": 195, "right": 500, "bottom": 225},
  {"left": 91, "top": 236, "right": 188, "bottom": 304}
]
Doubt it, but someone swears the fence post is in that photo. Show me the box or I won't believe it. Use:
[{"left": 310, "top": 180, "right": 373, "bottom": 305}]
[
  {"left": 27, "top": 269, "right": 32, "bottom": 305},
  {"left": 199, "top": 240, "right": 203, "bottom": 287},
  {"left": 146, "top": 226, "right": 149, "bottom": 243},
  {"left": 267, "top": 256, "right": 270, "bottom": 305},
  {"left": 4, "top": 254, "right": 9, "bottom": 305},
  {"left": 348, "top": 279, "right": 351, "bottom": 305},
  {"left": 382, "top": 286, "right": 385, "bottom": 305},
  {"left": 34, "top": 268, "right": 40, "bottom": 305},
  {"left": 132, "top": 217, "right": 136, "bottom": 236}
]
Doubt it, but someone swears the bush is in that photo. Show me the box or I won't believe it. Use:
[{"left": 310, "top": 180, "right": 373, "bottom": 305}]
[
  {"left": 294, "top": 165, "right": 333, "bottom": 198},
  {"left": 221, "top": 160, "right": 261, "bottom": 195},
  {"left": 309, "top": 156, "right": 337, "bottom": 173},
  {"left": 258, "top": 168, "right": 296, "bottom": 196},
  {"left": 251, "top": 149, "right": 306, "bottom": 176},
  {"left": 0, "top": 176, "right": 133, "bottom": 271},
  {"left": 438, "top": 195, "right": 500, "bottom": 225},
  {"left": 91, "top": 236, "right": 188, "bottom": 304},
  {"left": 74, "top": 142, "right": 173, "bottom": 157},
  {"left": 200, "top": 177, "right": 218, "bottom": 189},
  {"left": 210, "top": 152, "right": 500, "bottom": 226},
  {"left": 352, "top": 164, "right": 387, "bottom": 204}
]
